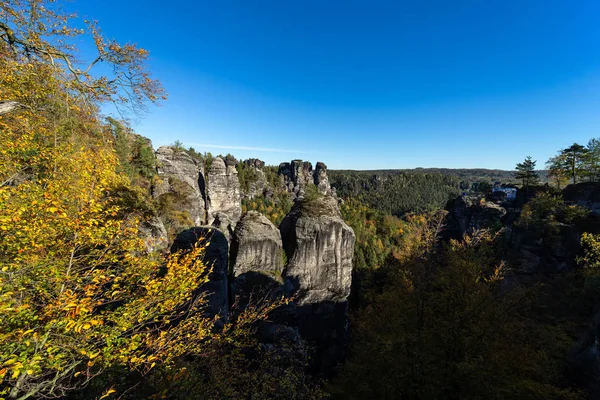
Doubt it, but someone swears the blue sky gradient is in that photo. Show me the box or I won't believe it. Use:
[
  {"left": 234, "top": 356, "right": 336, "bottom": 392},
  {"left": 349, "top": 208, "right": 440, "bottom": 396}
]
[{"left": 70, "top": 0, "right": 600, "bottom": 169}]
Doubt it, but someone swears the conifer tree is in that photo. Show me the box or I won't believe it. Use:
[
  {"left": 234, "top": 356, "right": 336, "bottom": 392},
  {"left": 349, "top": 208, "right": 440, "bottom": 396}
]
[{"left": 515, "top": 156, "right": 539, "bottom": 187}]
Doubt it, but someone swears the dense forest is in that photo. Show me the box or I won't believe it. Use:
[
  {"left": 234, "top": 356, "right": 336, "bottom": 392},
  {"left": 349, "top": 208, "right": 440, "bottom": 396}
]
[{"left": 329, "top": 168, "right": 553, "bottom": 217}]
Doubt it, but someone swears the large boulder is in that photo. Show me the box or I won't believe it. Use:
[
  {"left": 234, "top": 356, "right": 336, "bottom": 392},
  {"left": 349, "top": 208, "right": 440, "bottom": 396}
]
[
  {"left": 153, "top": 146, "right": 206, "bottom": 225},
  {"left": 206, "top": 157, "right": 242, "bottom": 227},
  {"left": 170, "top": 227, "right": 229, "bottom": 319},
  {"left": 280, "top": 195, "right": 355, "bottom": 374}
]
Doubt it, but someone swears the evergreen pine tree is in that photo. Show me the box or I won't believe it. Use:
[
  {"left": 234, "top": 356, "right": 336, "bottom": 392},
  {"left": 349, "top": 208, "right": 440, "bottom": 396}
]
[{"left": 515, "top": 156, "right": 539, "bottom": 187}]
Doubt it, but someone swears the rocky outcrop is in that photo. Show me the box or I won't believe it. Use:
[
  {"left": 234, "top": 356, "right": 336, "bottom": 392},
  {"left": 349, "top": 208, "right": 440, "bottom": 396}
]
[
  {"left": 280, "top": 195, "right": 355, "bottom": 374},
  {"left": 206, "top": 157, "right": 242, "bottom": 227},
  {"left": 445, "top": 195, "right": 506, "bottom": 238},
  {"left": 279, "top": 160, "right": 313, "bottom": 197},
  {"left": 170, "top": 227, "right": 229, "bottom": 319},
  {"left": 241, "top": 158, "right": 268, "bottom": 200},
  {"left": 280, "top": 195, "right": 354, "bottom": 302},
  {"left": 154, "top": 146, "right": 206, "bottom": 225},
  {"left": 314, "top": 162, "right": 333, "bottom": 195},
  {"left": 230, "top": 211, "right": 284, "bottom": 277},
  {"left": 278, "top": 160, "right": 335, "bottom": 198}
]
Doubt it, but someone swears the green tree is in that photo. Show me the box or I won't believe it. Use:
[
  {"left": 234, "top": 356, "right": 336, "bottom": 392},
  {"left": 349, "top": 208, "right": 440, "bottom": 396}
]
[
  {"left": 560, "top": 143, "right": 588, "bottom": 184},
  {"left": 584, "top": 138, "right": 600, "bottom": 182},
  {"left": 515, "top": 156, "right": 539, "bottom": 187}
]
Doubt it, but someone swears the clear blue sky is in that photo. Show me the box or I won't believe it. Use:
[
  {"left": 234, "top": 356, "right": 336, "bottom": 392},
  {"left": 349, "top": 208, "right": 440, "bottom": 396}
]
[{"left": 70, "top": 0, "right": 600, "bottom": 170}]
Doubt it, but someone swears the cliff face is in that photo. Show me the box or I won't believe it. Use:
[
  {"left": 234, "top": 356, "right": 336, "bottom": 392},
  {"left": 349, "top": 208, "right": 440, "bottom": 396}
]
[
  {"left": 280, "top": 196, "right": 354, "bottom": 302},
  {"left": 230, "top": 211, "right": 283, "bottom": 277},
  {"left": 280, "top": 195, "right": 355, "bottom": 373},
  {"left": 206, "top": 157, "right": 242, "bottom": 227},
  {"left": 154, "top": 146, "right": 206, "bottom": 225}
]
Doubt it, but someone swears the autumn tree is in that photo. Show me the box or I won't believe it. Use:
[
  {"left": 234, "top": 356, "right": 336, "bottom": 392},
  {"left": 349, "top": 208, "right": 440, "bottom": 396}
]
[
  {"left": 0, "top": 1, "right": 238, "bottom": 399},
  {"left": 0, "top": 0, "right": 166, "bottom": 117}
]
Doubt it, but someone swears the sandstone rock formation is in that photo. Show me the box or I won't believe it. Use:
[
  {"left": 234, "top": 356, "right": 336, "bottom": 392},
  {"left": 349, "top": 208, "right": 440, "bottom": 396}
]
[
  {"left": 280, "top": 195, "right": 355, "bottom": 373},
  {"left": 278, "top": 160, "right": 335, "bottom": 198},
  {"left": 230, "top": 211, "right": 284, "bottom": 277},
  {"left": 206, "top": 157, "right": 242, "bottom": 227},
  {"left": 170, "top": 227, "right": 229, "bottom": 319},
  {"left": 150, "top": 149, "right": 353, "bottom": 374},
  {"left": 314, "top": 161, "right": 333, "bottom": 195},
  {"left": 279, "top": 160, "right": 313, "bottom": 198},
  {"left": 241, "top": 158, "right": 268, "bottom": 200},
  {"left": 154, "top": 146, "right": 206, "bottom": 225}
]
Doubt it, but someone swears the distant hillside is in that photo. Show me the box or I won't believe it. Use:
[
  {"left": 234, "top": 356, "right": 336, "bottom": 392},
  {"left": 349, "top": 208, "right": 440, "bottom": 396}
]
[
  {"left": 334, "top": 168, "right": 549, "bottom": 184},
  {"left": 328, "top": 168, "right": 549, "bottom": 216}
]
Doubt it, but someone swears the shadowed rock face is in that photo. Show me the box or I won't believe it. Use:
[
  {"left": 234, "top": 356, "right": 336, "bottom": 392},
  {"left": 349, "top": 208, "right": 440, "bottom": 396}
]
[
  {"left": 230, "top": 211, "right": 283, "bottom": 277},
  {"left": 154, "top": 146, "right": 206, "bottom": 225},
  {"left": 445, "top": 195, "right": 506, "bottom": 238},
  {"left": 280, "top": 195, "right": 355, "bottom": 374},
  {"left": 563, "top": 182, "right": 600, "bottom": 216},
  {"left": 206, "top": 157, "right": 242, "bottom": 227},
  {"left": 170, "top": 227, "right": 229, "bottom": 319},
  {"left": 568, "top": 311, "right": 600, "bottom": 397}
]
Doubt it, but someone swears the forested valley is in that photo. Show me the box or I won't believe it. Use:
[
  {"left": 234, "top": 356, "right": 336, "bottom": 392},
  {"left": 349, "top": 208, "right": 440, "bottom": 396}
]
[{"left": 3, "top": 2, "right": 600, "bottom": 400}]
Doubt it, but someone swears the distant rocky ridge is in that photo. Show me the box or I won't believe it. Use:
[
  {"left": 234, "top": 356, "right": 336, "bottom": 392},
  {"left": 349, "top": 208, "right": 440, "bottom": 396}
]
[
  {"left": 279, "top": 159, "right": 335, "bottom": 198},
  {"left": 146, "top": 145, "right": 354, "bottom": 375}
]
